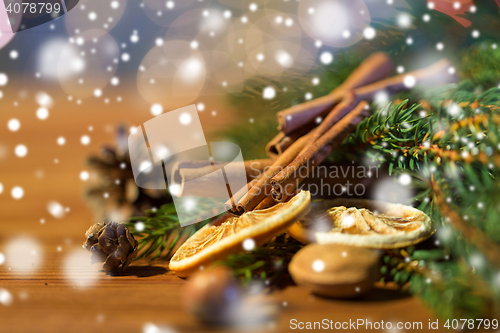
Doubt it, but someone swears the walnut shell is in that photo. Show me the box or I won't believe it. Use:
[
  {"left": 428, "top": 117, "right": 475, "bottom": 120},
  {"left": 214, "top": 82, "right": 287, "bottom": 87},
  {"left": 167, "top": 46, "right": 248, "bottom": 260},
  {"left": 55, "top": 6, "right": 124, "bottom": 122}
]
[
  {"left": 289, "top": 243, "right": 380, "bottom": 298},
  {"left": 183, "top": 266, "right": 243, "bottom": 325}
]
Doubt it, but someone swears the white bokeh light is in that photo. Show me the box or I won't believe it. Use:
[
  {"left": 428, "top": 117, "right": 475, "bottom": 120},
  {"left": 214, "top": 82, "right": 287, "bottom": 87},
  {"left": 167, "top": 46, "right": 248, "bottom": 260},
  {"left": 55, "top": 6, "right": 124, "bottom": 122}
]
[
  {"left": 179, "top": 57, "right": 203, "bottom": 82},
  {"left": 154, "top": 145, "right": 170, "bottom": 160},
  {"left": 275, "top": 50, "right": 294, "bottom": 68},
  {"left": 397, "top": 13, "right": 412, "bottom": 28},
  {"left": 139, "top": 160, "right": 152, "bottom": 173},
  {"left": 135, "top": 221, "right": 145, "bottom": 232},
  {"left": 0, "top": 289, "right": 13, "bottom": 306},
  {"left": 243, "top": 238, "right": 255, "bottom": 251},
  {"left": 179, "top": 112, "right": 192, "bottom": 125},
  {"left": 399, "top": 173, "right": 412, "bottom": 186},
  {"left": 7, "top": 119, "right": 20, "bottom": 132},
  {"left": 363, "top": 27, "right": 376, "bottom": 40},
  {"left": 9, "top": 50, "right": 18, "bottom": 59},
  {"left": 319, "top": 51, "right": 333, "bottom": 64},
  {"left": 169, "top": 183, "right": 181, "bottom": 196},
  {"left": 88, "top": 12, "right": 97, "bottom": 21},
  {"left": 47, "top": 201, "right": 65, "bottom": 219},
  {"left": 11, "top": 186, "right": 24, "bottom": 199},
  {"left": 81, "top": 135, "right": 91, "bottom": 145},
  {"left": 190, "top": 40, "right": 198, "bottom": 49},
  {"left": 0, "top": 73, "right": 8, "bottom": 86},
  {"left": 312, "top": 259, "right": 325, "bottom": 272},
  {"left": 63, "top": 249, "right": 101, "bottom": 288},
  {"left": 36, "top": 107, "right": 49, "bottom": 120},
  {"left": 35, "top": 92, "right": 53, "bottom": 108},
  {"left": 122, "top": 53, "right": 131, "bottom": 62},
  {"left": 298, "top": 0, "right": 370, "bottom": 47},
  {"left": 80, "top": 171, "right": 90, "bottom": 181},
  {"left": 138, "top": 40, "right": 206, "bottom": 109},
  {"left": 403, "top": 75, "right": 416, "bottom": 88},
  {"left": 371, "top": 177, "right": 413, "bottom": 204},
  {"left": 183, "top": 197, "right": 196, "bottom": 211},
  {"left": 374, "top": 91, "right": 389, "bottom": 107},
  {"left": 14, "top": 145, "right": 27, "bottom": 158},
  {"left": 151, "top": 104, "right": 163, "bottom": 116},
  {"left": 263, "top": 86, "right": 276, "bottom": 99},
  {"left": 447, "top": 103, "right": 462, "bottom": 117}
]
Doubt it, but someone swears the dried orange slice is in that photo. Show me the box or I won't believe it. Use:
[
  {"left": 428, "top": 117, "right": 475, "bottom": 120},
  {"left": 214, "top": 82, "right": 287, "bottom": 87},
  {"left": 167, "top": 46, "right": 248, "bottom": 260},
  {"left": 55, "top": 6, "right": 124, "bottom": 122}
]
[
  {"left": 287, "top": 198, "right": 434, "bottom": 249},
  {"left": 170, "top": 190, "right": 311, "bottom": 277}
]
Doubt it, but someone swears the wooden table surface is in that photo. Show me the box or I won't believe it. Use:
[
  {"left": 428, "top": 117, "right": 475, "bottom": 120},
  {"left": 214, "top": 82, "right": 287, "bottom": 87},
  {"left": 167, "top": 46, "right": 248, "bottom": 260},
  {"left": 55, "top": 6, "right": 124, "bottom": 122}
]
[{"left": 0, "top": 82, "right": 443, "bottom": 332}]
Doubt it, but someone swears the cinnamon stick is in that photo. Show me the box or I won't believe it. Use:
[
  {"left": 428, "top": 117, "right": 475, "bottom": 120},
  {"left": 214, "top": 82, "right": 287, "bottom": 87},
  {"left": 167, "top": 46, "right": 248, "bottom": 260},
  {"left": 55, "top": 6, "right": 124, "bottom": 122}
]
[
  {"left": 298, "top": 92, "right": 360, "bottom": 156},
  {"left": 265, "top": 132, "right": 288, "bottom": 160},
  {"left": 253, "top": 196, "right": 277, "bottom": 210},
  {"left": 298, "top": 59, "right": 455, "bottom": 154},
  {"left": 224, "top": 179, "right": 258, "bottom": 212},
  {"left": 270, "top": 101, "right": 369, "bottom": 202},
  {"left": 354, "top": 58, "right": 454, "bottom": 101},
  {"left": 174, "top": 159, "right": 272, "bottom": 197},
  {"left": 224, "top": 132, "right": 313, "bottom": 215},
  {"left": 177, "top": 159, "right": 271, "bottom": 182},
  {"left": 266, "top": 119, "right": 316, "bottom": 159},
  {"left": 276, "top": 52, "right": 393, "bottom": 134}
]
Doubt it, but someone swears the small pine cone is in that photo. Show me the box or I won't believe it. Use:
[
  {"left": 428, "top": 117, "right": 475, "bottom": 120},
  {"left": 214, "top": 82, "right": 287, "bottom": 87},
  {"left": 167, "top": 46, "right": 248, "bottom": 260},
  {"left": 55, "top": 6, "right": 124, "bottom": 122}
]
[{"left": 83, "top": 221, "right": 138, "bottom": 273}]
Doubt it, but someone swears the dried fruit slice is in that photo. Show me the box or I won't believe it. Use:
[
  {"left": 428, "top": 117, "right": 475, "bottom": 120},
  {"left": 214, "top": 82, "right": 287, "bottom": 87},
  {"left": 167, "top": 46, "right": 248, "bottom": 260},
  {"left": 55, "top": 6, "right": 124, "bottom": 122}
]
[
  {"left": 169, "top": 191, "right": 311, "bottom": 277},
  {"left": 287, "top": 198, "right": 434, "bottom": 249}
]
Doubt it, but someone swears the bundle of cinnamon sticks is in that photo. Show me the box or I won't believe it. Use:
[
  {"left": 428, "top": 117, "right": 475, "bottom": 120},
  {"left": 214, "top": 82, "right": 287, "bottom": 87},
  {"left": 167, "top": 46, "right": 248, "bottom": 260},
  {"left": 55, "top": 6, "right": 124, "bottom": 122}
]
[{"left": 221, "top": 52, "right": 456, "bottom": 216}]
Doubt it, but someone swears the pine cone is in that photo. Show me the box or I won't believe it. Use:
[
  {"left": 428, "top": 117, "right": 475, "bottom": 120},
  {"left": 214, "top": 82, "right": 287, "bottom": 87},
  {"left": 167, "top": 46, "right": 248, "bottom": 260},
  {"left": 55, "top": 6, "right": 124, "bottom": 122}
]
[
  {"left": 85, "top": 140, "right": 172, "bottom": 221},
  {"left": 83, "top": 221, "right": 138, "bottom": 273}
]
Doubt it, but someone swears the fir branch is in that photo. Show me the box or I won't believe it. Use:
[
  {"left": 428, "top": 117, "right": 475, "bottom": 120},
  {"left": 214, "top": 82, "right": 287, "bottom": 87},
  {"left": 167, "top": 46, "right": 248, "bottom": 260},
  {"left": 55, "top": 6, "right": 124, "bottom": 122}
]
[
  {"left": 334, "top": 80, "right": 500, "bottom": 320},
  {"left": 429, "top": 177, "right": 500, "bottom": 267},
  {"left": 380, "top": 245, "right": 492, "bottom": 320},
  {"left": 409, "top": 261, "right": 491, "bottom": 320},
  {"left": 126, "top": 202, "right": 216, "bottom": 260}
]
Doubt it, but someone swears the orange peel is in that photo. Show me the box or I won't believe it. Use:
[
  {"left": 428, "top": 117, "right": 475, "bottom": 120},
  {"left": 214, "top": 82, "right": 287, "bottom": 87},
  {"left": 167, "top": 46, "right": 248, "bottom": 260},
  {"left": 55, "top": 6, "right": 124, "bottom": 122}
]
[{"left": 170, "top": 190, "right": 311, "bottom": 277}]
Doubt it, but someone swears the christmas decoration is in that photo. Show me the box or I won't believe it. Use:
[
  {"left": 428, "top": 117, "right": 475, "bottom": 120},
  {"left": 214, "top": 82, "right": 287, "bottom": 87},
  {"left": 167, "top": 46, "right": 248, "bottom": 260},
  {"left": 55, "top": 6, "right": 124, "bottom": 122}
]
[
  {"left": 183, "top": 265, "right": 276, "bottom": 325},
  {"left": 123, "top": 48, "right": 500, "bottom": 321},
  {"left": 69, "top": 0, "right": 500, "bottom": 324},
  {"left": 289, "top": 244, "right": 380, "bottom": 298},
  {"left": 183, "top": 266, "right": 243, "bottom": 325},
  {"left": 83, "top": 221, "right": 138, "bottom": 274}
]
